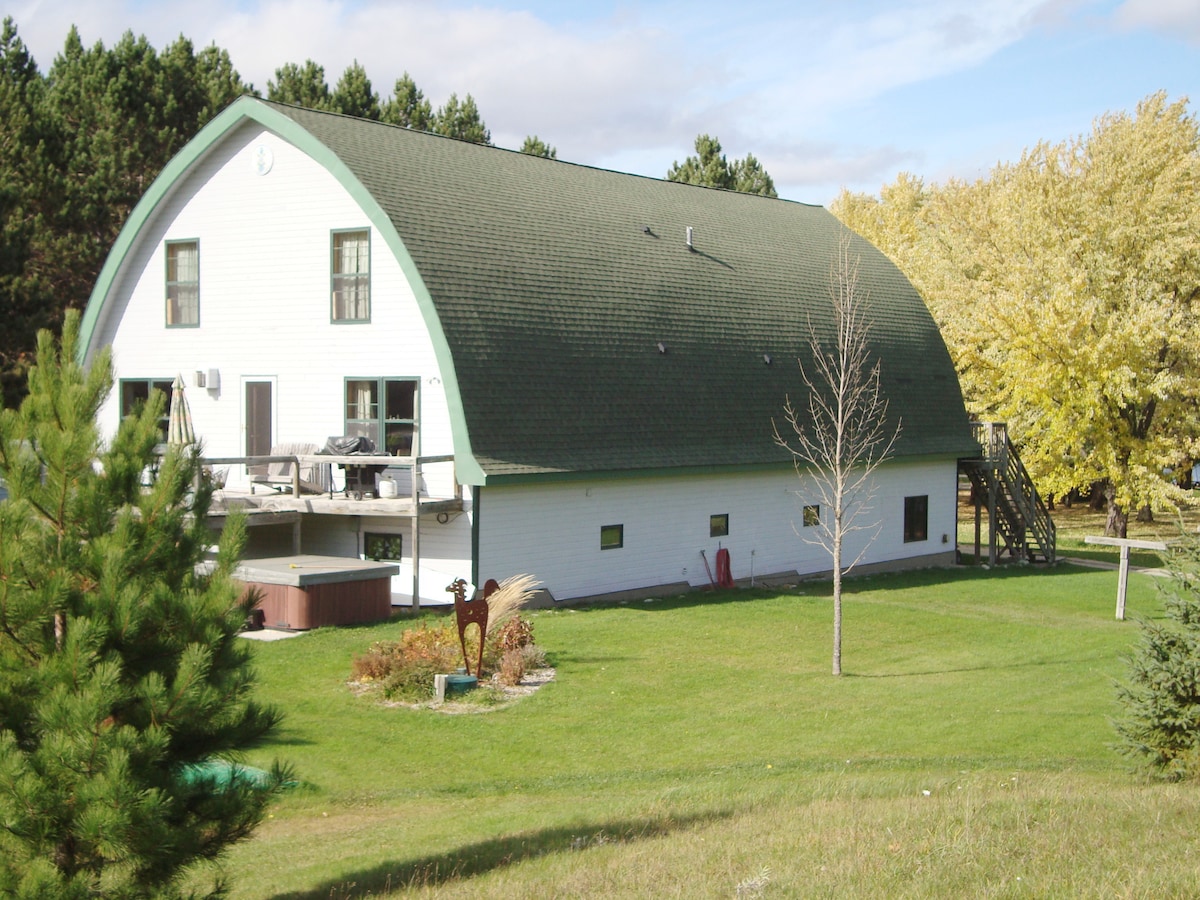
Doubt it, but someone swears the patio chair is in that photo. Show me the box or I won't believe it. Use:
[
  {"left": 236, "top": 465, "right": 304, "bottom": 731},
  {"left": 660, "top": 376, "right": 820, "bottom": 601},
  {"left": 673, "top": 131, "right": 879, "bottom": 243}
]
[{"left": 250, "top": 442, "right": 332, "bottom": 495}]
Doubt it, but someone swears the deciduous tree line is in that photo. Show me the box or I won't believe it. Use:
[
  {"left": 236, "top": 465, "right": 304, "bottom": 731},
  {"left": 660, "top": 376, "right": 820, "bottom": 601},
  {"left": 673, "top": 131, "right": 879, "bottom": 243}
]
[{"left": 834, "top": 92, "right": 1200, "bottom": 536}]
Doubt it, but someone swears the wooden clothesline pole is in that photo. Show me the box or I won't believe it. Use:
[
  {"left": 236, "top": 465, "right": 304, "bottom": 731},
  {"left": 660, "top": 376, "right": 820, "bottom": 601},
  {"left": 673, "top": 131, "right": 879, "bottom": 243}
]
[{"left": 1083, "top": 535, "right": 1169, "bottom": 620}]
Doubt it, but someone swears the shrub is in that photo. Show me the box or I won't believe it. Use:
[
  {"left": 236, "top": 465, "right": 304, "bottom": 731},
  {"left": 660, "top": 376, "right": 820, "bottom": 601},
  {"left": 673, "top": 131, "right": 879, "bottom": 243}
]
[
  {"left": 498, "top": 649, "right": 526, "bottom": 686},
  {"left": 397, "top": 621, "right": 464, "bottom": 671},
  {"left": 351, "top": 641, "right": 405, "bottom": 682},
  {"left": 493, "top": 615, "right": 535, "bottom": 654},
  {"left": 519, "top": 641, "right": 548, "bottom": 670},
  {"left": 350, "top": 614, "right": 546, "bottom": 701},
  {"left": 483, "top": 614, "right": 539, "bottom": 674},
  {"left": 383, "top": 659, "right": 446, "bottom": 702},
  {"left": 1114, "top": 532, "right": 1200, "bottom": 778},
  {"left": 350, "top": 622, "right": 463, "bottom": 701}
]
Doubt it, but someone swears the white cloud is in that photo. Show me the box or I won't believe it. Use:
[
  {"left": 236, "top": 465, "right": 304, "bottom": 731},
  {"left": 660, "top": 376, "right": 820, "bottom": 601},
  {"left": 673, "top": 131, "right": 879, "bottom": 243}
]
[
  {"left": 1113, "top": 0, "right": 1200, "bottom": 44},
  {"left": 751, "top": 1, "right": 1049, "bottom": 121}
]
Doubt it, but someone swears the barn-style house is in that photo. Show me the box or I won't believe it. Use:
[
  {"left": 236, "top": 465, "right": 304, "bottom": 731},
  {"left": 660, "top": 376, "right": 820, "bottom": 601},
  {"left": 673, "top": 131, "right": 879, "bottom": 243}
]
[{"left": 80, "top": 96, "right": 978, "bottom": 617}]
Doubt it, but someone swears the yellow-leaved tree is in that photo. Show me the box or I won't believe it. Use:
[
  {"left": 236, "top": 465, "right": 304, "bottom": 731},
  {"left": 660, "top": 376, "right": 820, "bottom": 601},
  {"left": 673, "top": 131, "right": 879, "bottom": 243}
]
[{"left": 834, "top": 92, "right": 1200, "bottom": 536}]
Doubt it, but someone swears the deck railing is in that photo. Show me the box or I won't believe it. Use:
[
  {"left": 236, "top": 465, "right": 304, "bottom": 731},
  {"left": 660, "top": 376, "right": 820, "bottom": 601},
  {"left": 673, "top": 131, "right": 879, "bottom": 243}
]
[
  {"left": 967, "top": 422, "right": 1055, "bottom": 563},
  {"left": 199, "top": 452, "right": 460, "bottom": 506}
]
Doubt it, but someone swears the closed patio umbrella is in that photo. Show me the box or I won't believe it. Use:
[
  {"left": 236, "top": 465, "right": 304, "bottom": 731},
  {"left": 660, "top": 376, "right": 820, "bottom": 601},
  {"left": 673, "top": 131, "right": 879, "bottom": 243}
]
[{"left": 167, "top": 374, "right": 195, "bottom": 448}]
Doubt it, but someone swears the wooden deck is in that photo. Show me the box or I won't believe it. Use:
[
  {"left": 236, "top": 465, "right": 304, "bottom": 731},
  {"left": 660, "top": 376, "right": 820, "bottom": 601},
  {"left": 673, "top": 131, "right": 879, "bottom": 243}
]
[
  {"left": 198, "top": 452, "right": 463, "bottom": 611},
  {"left": 209, "top": 489, "right": 463, "bottom": 520}
]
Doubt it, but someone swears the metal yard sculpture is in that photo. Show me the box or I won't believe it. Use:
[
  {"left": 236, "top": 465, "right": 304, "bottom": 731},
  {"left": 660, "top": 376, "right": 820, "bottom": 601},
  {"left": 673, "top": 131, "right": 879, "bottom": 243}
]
[{"left": 446, "top": 578, "right": 489, "bottom": 677}]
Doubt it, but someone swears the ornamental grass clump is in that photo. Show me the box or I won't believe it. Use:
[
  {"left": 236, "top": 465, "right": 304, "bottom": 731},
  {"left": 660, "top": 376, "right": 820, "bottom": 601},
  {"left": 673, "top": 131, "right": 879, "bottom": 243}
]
[
  {"left": 483, "top": 573, "right": 540, "bottom": 634},
  {"left": 481, "top": 574, "right": 542, "bottom": 687}
]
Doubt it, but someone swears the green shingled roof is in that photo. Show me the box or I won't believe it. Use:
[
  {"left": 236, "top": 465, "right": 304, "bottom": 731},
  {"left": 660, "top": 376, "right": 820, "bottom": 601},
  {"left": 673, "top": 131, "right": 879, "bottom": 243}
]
[{"left": 86, "top": 97, "right": 977, "bottom": 482}]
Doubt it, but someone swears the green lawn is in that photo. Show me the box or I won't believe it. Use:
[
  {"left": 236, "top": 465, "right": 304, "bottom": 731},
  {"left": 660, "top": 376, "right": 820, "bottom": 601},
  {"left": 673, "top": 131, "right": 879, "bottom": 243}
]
[{"left": 209, "top": 563, "right": 1200, "bottom": 898}]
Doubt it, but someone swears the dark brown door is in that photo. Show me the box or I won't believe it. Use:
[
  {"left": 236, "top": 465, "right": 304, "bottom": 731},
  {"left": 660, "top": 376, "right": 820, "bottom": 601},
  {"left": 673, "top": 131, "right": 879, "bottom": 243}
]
[{"left": 245, "top": 381, "right": 273, "bottom": 475}]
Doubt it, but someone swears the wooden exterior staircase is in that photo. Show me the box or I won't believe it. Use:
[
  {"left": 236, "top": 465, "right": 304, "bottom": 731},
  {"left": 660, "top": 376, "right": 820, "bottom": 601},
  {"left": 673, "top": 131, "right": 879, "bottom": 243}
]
[{"left": 959, "top": 422, "right": 1056, "bottom": 565}]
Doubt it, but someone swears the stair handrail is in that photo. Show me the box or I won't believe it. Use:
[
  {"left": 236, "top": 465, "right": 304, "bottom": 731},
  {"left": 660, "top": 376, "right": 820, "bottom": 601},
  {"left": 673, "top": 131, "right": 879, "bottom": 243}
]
[
  {"left": 1000, "top": 432, "right": 1056, "bottom": 563},
  {"left": 970, "top": 421, "right": 1010, "bottom": 465},
  {"left": 967, "top": 421, "right": 1056, "bottom": 563}
]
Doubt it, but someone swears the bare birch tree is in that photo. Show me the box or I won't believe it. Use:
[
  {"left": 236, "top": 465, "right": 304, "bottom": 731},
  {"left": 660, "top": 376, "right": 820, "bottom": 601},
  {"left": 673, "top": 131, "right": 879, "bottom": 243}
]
[{"left": 773, "top": 234, "right": 901, "bottom": 675}]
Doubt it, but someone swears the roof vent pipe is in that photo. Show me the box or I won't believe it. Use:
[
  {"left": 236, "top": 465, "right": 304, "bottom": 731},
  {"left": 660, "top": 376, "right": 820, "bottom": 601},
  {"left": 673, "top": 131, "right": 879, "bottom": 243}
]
[{"left": 686, "top": 226, "right": 695, "bottom": 251}]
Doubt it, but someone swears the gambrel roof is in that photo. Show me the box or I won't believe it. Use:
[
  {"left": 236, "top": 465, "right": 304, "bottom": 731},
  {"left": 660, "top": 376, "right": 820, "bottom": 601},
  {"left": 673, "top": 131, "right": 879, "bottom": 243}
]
[{"left": 82, "top": 96, "right": 975, "bottom": 484}]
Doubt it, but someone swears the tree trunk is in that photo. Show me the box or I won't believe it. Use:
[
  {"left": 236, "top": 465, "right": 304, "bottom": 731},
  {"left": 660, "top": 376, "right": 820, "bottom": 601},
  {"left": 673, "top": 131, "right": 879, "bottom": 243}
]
[
  {"left": 1104, "top": 483, "right": 1128, "bottom": 538},
  {"left": 1137, "top": 503, "right": 1154, "bottom": 523},
  {"left": 832, "top": 526, "right": 842, "bottom": 677}
]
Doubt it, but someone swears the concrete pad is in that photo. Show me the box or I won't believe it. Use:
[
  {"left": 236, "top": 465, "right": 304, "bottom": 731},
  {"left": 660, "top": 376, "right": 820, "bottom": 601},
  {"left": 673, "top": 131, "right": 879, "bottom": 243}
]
[{"left": 239, "top": 628, "right": 304, "bottom": 641}]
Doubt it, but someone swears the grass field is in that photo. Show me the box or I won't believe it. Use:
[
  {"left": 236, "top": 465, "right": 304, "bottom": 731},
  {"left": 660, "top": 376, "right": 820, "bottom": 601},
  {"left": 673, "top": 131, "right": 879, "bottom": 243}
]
[{"left": 199, "top": 558, "right": 1200, "bottom": 899}]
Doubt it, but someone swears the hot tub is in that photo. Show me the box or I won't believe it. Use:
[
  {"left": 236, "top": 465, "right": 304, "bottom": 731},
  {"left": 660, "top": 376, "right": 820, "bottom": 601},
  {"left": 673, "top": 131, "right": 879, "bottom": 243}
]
[{"left": 235, "top": 555, "right": 400, "bottom": 630}]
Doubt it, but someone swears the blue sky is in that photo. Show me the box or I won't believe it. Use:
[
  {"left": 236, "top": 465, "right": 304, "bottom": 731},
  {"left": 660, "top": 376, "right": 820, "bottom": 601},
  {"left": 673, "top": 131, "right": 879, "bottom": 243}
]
[{"left": 8, "top": 0, "right": 1200, "bottom": 204}]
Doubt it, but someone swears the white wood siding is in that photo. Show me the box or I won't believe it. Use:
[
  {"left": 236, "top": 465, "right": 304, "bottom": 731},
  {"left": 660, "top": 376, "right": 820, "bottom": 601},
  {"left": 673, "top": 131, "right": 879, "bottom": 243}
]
[
  {"left": 90, "top": 123, "right": 455, "bottom": 495},
  {"left": 477, "top": 459, "right": 958, "bottom": 601}
]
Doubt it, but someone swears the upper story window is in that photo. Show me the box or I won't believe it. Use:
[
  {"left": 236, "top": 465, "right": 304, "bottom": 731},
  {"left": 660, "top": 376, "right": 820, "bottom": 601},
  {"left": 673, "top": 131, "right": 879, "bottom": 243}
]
[
  {"left": 345, "top": 377, "right": 418, "bottom": 456},
  {"left": 165, "top": 240, "right": 199, "bottom": 326},
  {"left": 332, "top": 229, "right": 370, "bottom": 322}
]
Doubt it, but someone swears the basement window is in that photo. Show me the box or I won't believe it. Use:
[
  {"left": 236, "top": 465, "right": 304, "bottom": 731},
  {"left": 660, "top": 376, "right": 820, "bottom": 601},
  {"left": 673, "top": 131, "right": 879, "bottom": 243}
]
[
  {"left": 710, "top": 514, "right": 729, "bottom": 538},
  {"left": 904, "top": 495, "right": 928, "bottom": 543},
  {"left": 600, "top": 524, "right": 624, "bottom": 550},
  {"left": 364, "top": 532, "right": 402, "bottom": 562},
  {"left": 803, "top": 504, "right": 820, "bottom": 528}
]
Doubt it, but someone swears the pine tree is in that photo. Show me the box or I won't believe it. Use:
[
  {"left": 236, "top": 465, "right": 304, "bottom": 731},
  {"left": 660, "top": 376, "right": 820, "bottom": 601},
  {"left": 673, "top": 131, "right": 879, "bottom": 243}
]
[
  {"left": 433, "top": 92, "right": 491, "bottom": 144},
  {"left": 668, "top": 134, "right": 733, "bottom": 189},
  {"left": 0, "top": 24, "right": 252, "bottom": 410},
  {"left": 0, "top": 17, "right": 46, "bottom": 408},
  {"left": 0, "top": 311, "right": 286, "bottom": 897},
  {"left": 381, "top": 72, "right": 432, "bottom": 130},
  {"left": 731, "top": 152, "right": 777, "bottom": 198},
  {"left": 667, "top": 134, "right": 778, "bottom": 198},
  {"left": 1114, "top": 532, "right": 1200, "bottom": 779},
  {"left": 267, "top": 59, "right": 332, "bottom": 110},
  {"left": 331, "top": 60, "right": 380, "bottom": 120},
  {"left": 520, "top": 135, "right": 557, "bottom": 159}
]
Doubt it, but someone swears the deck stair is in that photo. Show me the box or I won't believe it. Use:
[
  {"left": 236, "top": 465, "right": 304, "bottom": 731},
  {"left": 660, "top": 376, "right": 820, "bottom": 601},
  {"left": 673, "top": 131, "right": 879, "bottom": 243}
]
[{"left": 959, "top": 422, "right": 1056, "bottom": 564}]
